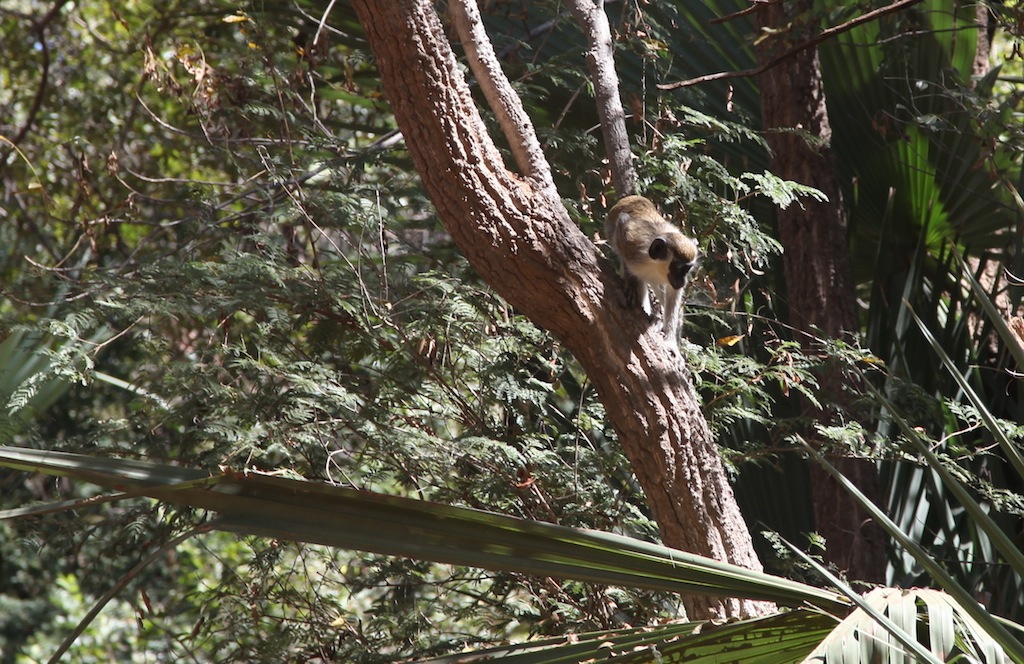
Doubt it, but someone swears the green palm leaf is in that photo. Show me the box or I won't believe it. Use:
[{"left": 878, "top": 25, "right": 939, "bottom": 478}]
[
  {"left": 414, "top": 609, "right": 836, "bottom": 663},
  {"left": 0, "top": 445, "right": 847, "bottom": 610},
  {"left": 805, "top": 441, "right": 1024, "bottom": 661}
]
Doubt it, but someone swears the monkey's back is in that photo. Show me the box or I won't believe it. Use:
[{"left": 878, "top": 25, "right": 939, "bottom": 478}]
[{"left": 605, "top": 195, "right": 676, "bottom": 263}]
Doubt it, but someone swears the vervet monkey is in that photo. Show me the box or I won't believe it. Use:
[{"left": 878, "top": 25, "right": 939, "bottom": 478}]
[{"left": 605, "top": 195, "right": 698, "bottom": 344}]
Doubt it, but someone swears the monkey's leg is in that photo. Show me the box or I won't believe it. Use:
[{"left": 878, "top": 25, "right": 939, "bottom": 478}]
[{"left": 623, "top": 270, "right": 652, "bottom": 315}]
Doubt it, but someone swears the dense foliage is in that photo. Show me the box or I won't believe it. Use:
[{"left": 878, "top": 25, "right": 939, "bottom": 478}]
[{"left": 3, "top": 0, "right": 1024, "bottom": 661}]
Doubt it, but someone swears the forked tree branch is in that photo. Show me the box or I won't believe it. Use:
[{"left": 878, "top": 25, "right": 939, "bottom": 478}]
[{"left": 351, "top": 0, "right": 773, "bottom": 620}]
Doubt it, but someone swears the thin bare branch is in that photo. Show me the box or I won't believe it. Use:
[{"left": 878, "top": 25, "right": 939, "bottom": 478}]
[
  {"left": 709, "top": 0, "right": 778, "bottom": 26},
  {"left": 568, "top": 0, "right": 635, "bottom": 198},
  {"left": 659, "top": 0, "right": 924, "bottom": 91}
]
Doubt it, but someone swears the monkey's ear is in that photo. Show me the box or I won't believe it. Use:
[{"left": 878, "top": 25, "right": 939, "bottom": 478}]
[{"left": 648, "top": 237, "right": 669, "bottom": 260}]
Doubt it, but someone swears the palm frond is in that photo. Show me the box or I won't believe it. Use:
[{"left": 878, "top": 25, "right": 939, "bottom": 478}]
[
  {"left": 804, "top": 441, "right": 1024, "bottom": 661},
  {"left": 0, "top": 446, "right": 848, "bottom": 610},
  {"left": 414, "top": 609, "right": 836, "bottom": 664}
]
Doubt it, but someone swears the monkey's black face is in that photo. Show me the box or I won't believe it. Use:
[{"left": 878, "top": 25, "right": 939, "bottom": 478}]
[
  {"left": 668, "top": 259, "right": 693, "bottom": 290},
  {"left": 647, "top": 235, "right": 697, "bottom": 289}
]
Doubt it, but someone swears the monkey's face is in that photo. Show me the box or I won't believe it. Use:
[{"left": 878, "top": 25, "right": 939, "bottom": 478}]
[
  {"left": 648, "top": 236, "right": 697, "bottom": 290},
  {"left": 667, "top": 258, "right": 694, "bottom": 289}
]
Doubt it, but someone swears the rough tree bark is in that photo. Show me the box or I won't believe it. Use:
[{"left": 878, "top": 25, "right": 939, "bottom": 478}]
[
  {"left": 755, "top": 0, "right": 886, "bottom": 582},
  {"left": 351, "top": 0, "right": 773, "bottom": 619}
]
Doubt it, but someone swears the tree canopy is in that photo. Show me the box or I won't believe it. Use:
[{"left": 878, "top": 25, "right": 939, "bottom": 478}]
[{"left": 3, "top": 0, "right": 1024, "bottom": 661}]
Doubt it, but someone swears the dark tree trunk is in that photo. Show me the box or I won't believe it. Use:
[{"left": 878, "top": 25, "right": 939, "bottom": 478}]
[{"left": 755, "top": 0, "right": 886, "bottom": 583}]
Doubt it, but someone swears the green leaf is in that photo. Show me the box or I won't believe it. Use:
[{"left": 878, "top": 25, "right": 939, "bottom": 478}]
[
  {"left": 803, "top": 440, "right": 1024, "bottom": 663},
  {"left": 907, "top": 302, "right": 1024, "bottom": 531},
  {"left": 0, "top": 445, "right": 848, "bottom": 610},
  {"left": 414, "top": 609, "right": 837, "bottom": 663}
]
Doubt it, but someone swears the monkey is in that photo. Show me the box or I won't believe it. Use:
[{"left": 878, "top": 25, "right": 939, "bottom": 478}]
[{"left": 604, "top": 195, "right": 699, "bottom": 345}]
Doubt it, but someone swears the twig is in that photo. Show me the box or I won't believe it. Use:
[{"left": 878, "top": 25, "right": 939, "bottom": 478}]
[
  {"left": 659, "top": 0, "right": 924, "bottom": 91},
  {"left": 709, "top": 0, "right": 779, "bottom": 26}
]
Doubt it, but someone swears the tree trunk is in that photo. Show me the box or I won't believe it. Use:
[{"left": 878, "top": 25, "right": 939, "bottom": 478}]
[
  {"left": 973, "top": 1, "right": 992, "bottom": 82},
  {"left": 755, "top": 0, "right": 886, "bottom": 583},
  {"left": 352, "top": 0, "right": 773, "bottom": 619}
]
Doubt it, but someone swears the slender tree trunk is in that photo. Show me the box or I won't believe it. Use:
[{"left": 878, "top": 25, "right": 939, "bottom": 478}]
[
  {"left": 352, "top": 0, "right": 773, "bottom": 619},
  {"left": 755, "top": 0, "right": 886, "bottom": 582},
  {"left": 973, "top": 1, "right": 992, "bottom": 81}
]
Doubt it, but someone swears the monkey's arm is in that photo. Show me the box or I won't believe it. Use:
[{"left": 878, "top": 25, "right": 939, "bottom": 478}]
[{"left": 658, "top": 286, "right": 683, "bottom": 347}]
